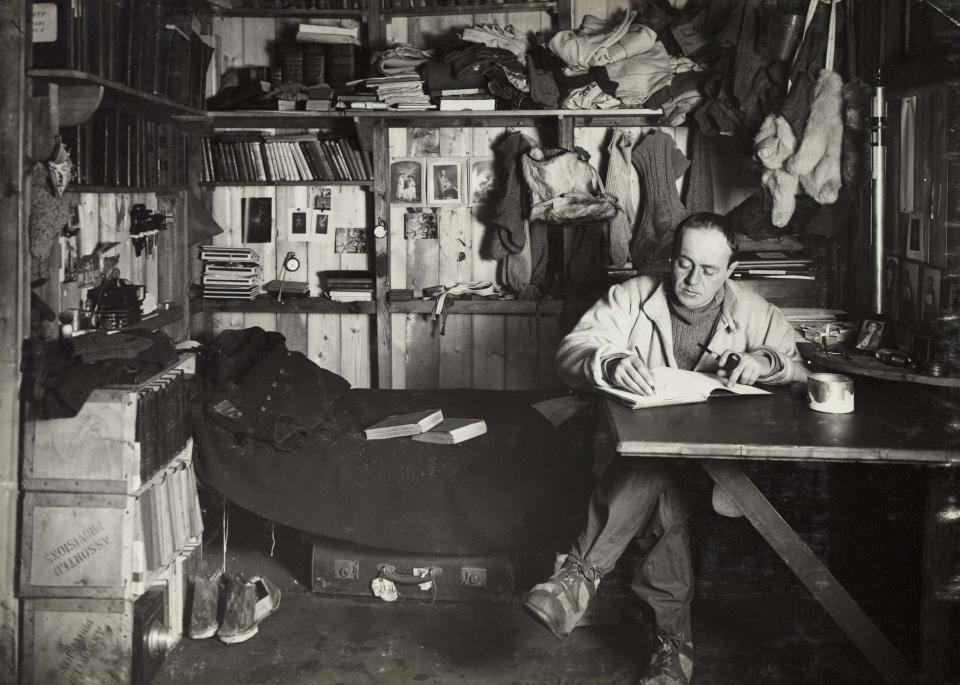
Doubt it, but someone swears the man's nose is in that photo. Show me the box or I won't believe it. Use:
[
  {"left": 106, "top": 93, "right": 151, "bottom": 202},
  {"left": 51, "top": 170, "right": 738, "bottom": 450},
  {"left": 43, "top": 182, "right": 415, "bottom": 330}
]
[{"left": 685, "top": 268, "right": 702, "bottom": 285}]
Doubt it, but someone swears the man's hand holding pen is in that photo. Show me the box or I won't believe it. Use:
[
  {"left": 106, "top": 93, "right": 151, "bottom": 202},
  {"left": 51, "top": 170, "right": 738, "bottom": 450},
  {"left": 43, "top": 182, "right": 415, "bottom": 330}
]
[{"left": 601, "top": 347, "right": 657, "bottom": 396}]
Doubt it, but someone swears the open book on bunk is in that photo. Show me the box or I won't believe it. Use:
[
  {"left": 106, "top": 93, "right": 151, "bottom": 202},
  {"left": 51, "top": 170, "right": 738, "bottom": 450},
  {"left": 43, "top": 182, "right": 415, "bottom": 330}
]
[{"left": 592, "top": 367, "right": 771, "bottom": 409}]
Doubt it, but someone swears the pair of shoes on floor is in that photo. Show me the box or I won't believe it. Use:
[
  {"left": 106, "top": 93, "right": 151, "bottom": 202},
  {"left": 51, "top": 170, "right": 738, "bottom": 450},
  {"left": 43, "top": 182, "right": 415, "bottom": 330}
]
[
  {"left": 188, "top": 570, "right": 281, "bottom": 644},
  {"left": 639, "top": 633, "right": 693, "bottom": 685},
  {"left": 521, "top": 557, "right": 601, "bottom": 638}
]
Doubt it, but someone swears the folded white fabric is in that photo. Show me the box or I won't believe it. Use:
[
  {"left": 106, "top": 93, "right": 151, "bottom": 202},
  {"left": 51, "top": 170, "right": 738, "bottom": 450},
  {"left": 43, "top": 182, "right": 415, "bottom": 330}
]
[
  {"left": 549, "top": 11, "right": 636, "bottom": 69},
  {"left": 461, "top": 24, "right": 529, "bottom": 64}
]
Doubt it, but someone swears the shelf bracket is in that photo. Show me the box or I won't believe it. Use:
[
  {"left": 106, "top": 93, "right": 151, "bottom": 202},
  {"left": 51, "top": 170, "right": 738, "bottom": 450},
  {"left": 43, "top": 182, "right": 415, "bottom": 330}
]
[{"left": 51, "top": 82, "right": 104, "bottom": 128}]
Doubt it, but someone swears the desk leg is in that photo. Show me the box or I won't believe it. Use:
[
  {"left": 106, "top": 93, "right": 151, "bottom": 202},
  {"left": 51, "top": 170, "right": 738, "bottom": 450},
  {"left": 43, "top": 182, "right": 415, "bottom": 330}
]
[{"left": 701, "top": 460, "right": 916, "bottom": 685}]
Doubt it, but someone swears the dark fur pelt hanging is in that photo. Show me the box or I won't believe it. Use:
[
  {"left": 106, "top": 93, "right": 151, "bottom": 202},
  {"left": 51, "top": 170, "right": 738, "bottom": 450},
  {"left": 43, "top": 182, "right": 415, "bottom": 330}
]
[{"left": 841, "top": 80, "right": 871, "bottom": 190}]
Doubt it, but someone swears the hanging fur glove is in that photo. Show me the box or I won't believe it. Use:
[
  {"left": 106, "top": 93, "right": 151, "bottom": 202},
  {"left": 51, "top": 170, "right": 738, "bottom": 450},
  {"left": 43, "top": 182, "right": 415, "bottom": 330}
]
[
  {"left": 753, "top": 113, "right": 796, "bottom": 170},
  {"left": 761, "top": 167, "right": 800, "bottom": 228},
  {"left": 785, "top": 69, "right": 844, "bottom": 205}
]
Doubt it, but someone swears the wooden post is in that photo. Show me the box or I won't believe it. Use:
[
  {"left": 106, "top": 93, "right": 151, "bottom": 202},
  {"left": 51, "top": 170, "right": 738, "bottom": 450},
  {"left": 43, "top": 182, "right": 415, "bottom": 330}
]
[
  {"left": 372, "top": 121, "right": 392, "bottom": 388},
  {"left": 0, "top": 1, "right": 27, "bottom": 682}
]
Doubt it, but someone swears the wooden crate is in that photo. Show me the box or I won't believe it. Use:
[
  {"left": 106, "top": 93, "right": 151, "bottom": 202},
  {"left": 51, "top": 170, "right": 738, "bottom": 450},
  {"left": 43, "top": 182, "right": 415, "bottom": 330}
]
[
  {"left": 23, "top": 354, "right": 196, "bottom": 494},
  {"left": 21, "top": 546, "right": 197, "bottom": 685},
  {"left": 21, "top": 442, "right": 202, "bottom": 599}
]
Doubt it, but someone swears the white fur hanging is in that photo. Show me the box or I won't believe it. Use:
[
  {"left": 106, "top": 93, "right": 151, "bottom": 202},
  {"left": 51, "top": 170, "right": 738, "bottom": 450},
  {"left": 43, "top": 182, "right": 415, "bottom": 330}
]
[{"left": 785, "top": 69, "right": 844, "bottom": 205}]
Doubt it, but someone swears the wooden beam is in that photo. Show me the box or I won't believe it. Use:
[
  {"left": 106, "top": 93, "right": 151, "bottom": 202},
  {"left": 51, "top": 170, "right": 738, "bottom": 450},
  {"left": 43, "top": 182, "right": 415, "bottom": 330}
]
[
  {"left": 0, "top": 1, "right": 26, "bottom": 682},
  {"left": 372, "top": 124, "right": 392, "bottom": 389},
  {"left": 702, "top": 461, "right": 917, "bottom": 685}
]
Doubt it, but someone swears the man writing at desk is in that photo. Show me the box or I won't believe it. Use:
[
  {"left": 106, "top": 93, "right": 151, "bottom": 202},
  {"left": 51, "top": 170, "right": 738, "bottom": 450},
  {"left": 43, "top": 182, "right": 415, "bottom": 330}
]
[{"left": 523, "top": 212, "right": 805, "bottom": 685}]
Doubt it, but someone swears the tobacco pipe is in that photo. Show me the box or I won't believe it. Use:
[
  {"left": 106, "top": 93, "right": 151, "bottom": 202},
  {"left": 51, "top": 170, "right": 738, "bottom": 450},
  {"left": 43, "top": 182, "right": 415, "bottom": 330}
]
[{"left": 697, "top": 342, "right": 741, "bottom": 372}]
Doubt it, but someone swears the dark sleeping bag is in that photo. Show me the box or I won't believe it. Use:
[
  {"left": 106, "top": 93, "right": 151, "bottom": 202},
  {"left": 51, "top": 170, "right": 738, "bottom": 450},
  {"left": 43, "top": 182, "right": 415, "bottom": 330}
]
[{"left": 193, "top": 388, "right": 598, "bottom": 557}]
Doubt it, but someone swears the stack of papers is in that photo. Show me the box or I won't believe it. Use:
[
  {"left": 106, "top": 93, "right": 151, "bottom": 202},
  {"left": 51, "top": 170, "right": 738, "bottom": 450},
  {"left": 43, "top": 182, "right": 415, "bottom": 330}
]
[{"left": 200, "top": 246, "right": 262, "bottom": 299}]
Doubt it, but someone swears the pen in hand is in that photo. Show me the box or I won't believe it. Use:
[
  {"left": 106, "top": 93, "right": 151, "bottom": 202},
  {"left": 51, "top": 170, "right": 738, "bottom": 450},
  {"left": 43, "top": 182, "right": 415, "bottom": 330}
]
[{"left": 634, "top": 345, "right": 656, "bottom": 394}]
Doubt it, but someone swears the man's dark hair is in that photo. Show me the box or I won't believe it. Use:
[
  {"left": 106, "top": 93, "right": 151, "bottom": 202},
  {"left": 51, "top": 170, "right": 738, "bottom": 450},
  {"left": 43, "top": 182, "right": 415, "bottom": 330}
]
[{"left": 671, "top": 212, "right": 739, "bottom": 265}]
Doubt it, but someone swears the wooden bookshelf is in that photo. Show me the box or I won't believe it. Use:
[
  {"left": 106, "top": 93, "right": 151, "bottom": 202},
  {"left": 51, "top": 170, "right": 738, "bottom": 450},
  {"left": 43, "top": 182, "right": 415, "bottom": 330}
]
[
  {"left": 387, "top": 299, "right": 563, "bottom": 315},
  {"left": 29, "top": 70, "right": 207, "bottom": 122},
  {"left": 216, "top": 7, "right": 368, "bottom": 18},
  {"left": 193, "top": 296, "right": 375, "bottom": 314},
  {"left": 382, "top": 1, "right": 555, "bottom": 17},
  {"left": 199, "top": 180, "right": 372, "bottom": 187}
]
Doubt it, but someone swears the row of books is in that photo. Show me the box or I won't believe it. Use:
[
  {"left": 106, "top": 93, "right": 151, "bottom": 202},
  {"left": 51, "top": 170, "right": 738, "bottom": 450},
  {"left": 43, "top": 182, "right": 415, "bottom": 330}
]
[
  {"left": 33, "top": 0, "right": 213, "bottom": 110},
  {"left": 200, "top": 135, "right": 372, "bottom": 183},
  {"left": 321, "top": 269, "right": 374, "bottom": 302},
  {"left": 60, "top": 110, "right": 190, "bottom": 188},
  {"left": 200, "top": 246, "right": 263, "bottom": 299},
  {"left": 135, "top": 369, "right": 189, "bottom": 485},
  {"left": 138, "top": 450, "right": 203, "bottom": 572}
]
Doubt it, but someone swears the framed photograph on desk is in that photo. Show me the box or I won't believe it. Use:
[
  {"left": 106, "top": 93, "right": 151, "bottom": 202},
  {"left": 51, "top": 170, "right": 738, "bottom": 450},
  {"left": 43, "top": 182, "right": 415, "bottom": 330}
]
[{"left": 852, "top": 318, "right": 885, "bottom": 353}]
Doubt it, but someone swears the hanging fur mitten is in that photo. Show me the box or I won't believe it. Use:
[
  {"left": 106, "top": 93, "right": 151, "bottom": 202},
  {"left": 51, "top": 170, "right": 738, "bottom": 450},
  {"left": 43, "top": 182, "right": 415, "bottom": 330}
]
[
  {"left": 753, "top": 114, "right": 797, "bottom": 170},
  {"left": 785, "top": 69, "right": 844, "bottom": 205},
  {"left": 762, "top": 167, "right": 800, "bottom": 228}
]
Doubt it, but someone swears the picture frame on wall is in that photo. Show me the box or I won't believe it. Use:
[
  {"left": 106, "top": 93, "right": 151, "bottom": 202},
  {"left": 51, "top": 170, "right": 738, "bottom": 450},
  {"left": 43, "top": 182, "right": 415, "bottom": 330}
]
[
  {"left": 900, "top": 261, "right": 920, "bottom": 326},
  {"left": 468, "top": 158, "right": 497, "bottom": 205},
  {"left": 920, "top": 266, "right": 941, "bottom": 326},
  {"left": 288, "top": 207, "right": 309, "bottom": 241},
  {"left": 242, "top": 197, "right": 273, "bottom": 244},
  {"left": 882, "top": 255, "right": 899, "bottom": 318},
  {"left": 427, "top": 160, "right": 461, "bottom": 205},
  {"left": 942, "top": 276, "right": 960, "bottom": 315},
  {"left": 905, "top": 213, "right": 926, "bottom": 261},
  {"left": 390, "top": 160, "right": 424, "bottom": 204}
]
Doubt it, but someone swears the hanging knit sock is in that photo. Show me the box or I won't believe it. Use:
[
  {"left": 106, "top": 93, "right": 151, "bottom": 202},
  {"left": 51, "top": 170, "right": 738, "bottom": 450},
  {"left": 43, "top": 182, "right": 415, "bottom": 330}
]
[
  {"left": 684, "top": 127, "right": 714, "bottom": 214},
  {"left": 486, "top": 132, "right": 534, "bottom": 260},
  {"left": 603, "top": 129, "right": 639, "bottom": 268},
  {"left": 630, "top": 130, "right": 690, "bottom": 268}
]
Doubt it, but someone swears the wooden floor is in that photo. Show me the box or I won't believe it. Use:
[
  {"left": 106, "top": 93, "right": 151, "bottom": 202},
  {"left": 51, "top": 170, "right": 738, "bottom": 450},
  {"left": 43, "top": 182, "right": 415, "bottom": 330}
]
[{"left": 153, "top": 466, "right": 917, "bottom": 685}]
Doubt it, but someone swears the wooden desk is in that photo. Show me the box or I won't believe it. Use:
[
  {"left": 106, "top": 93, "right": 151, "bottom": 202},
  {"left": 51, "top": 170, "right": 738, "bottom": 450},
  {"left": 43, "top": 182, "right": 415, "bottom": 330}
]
[{"left": 604, "top": 379, "right": 960, "bottom": 685}]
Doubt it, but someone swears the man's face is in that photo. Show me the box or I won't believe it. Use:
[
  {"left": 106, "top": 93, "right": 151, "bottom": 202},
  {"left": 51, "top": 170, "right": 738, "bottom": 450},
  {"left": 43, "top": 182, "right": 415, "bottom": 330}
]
[{"left": 671, "top": 227, "right": 737, "bottom": 309}]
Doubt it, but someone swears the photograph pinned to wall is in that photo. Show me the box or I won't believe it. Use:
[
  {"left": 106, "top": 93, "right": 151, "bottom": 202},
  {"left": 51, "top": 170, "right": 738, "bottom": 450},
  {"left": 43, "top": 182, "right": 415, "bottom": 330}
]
[
  {"left": 942, "top": 275, "right": 960, "bottom": 314},
  {"left": 905, "top": 213, "right": 926, "bottom": 261},
  {"left": 310, "top": 211, "right": 329, "bottom": 241},
  {"left": 288, "top": 207, "right": 309, "bottom": 241},
  {"left": 408, "top": 127, "right": 440, "bottom": 156},
  {"left": 390, "top": 160, "right": 423, "bottom": 203},
  {"left": 882, "top": 255, "right": 899, "bottom": 318},
  {"left": 404, "top": 208, "right": 438, "bottom": 239},
  {"left": 900, "top": 260, "right": 920, "bottom": 326},
  {"left": 242, "top": 197, "right": 273, "bottom": 243},
  {"left": 920, "top": 266, "right": 941, "bottom": 325},
  {"left": 313, "top": 188, "right": 332, "bottom": 211},
  {"left": 335, "top": 226, "right": 367, "bottom": 254},
  {"left": 428, "top": 160, "right": 461, "bottom": 204},
  {"left": 468, "top": 158, "right": 497, "bottom": 205}
]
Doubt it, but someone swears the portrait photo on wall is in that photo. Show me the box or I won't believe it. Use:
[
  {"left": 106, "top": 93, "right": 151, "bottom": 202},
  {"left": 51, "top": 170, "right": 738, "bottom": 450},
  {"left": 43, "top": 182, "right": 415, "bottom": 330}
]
[
  {"left": 920, "top": 266, "right": 941, "bottom": 325},
  {"left": 312, "top": 211, "right": 329, "bottom": 238},
  {"left": 288, "top": 208, "right": 308, "bottom": 241},
  {"left": 882, "top": 255, "right": 899, "bottom": 318},
  {"left": 943, "top": 276, "right": 960, "bottom": 315},
  {"left": 428, "top": 161, "right": 461, "bottom": 204},
  {"left": 853, "top": 318, "right": 886, "bottom": 353},
  {"left": 905, "top": 213, "right": 926, "bottom": 261},
  {"left": 242, "top": 197, "right": 273, "bottom": 243},
  {"left": 335, "top": 226, "right": 367, "bottom": 254},
  {"left": 390, "top": 160, "right": 423, "bottom": 204},
  {"left": 314, "top": 188, "right": 332, "bottom": 211},
  {"left": 468, "top": 158, "right": 497, "bottom": 205},
  {"left": 900, "top": 261, "right": 920, "bottom": 326},
  {"left": 404, "top": 208, "right": 438, "bottom": 239}
]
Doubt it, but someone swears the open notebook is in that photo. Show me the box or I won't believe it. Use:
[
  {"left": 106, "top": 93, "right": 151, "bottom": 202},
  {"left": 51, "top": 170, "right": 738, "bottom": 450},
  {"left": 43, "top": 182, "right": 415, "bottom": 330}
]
[{"left": 592, "top": 367, "right": 771, "bottom": 409}]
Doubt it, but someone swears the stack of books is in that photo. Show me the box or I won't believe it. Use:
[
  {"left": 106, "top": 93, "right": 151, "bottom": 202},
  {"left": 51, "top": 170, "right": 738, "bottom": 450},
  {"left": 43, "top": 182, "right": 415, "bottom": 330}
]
[
  {"left": 295, "top": 23, "right": 361, "bottom": 47},
  {"left": 431, "top": 88, "right": 497, "bottom": 111},
  {"left": 320, "top": 269, "right": 374, "bottom": 302},
  {"left": 353, "top": 75, "right": 434, "bottom": 111},
  {"left": 200, "top": 133, "right": 372, "bottom": 183},
  {"left": 732, "top": 251, "right": 814, "bottom": 280},
  {"left": 200, "top": 246, "right": 262, "bottom": 299}
]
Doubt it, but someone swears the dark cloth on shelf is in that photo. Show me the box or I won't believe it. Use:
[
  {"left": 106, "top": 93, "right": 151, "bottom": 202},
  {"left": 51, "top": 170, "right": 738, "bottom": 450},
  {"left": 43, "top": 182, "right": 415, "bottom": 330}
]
[
  {"left": 684, "top": 127, "right": 715, "bottom": 214},
  {"left": 193, "top": 388, "right": 598, "bottom": 556},
  {"left": 23, "top": 330, "right": 179, "bottom": 419},
  {"left": 482, "top": 131, "right": 535, "bottom": 260},
  {"left": 420, "top": 60, "right": 488, "bottom": 93},
  {"left": 444, "top": 44, "right": 523, "bottom": 81},
  {"left": 527, "top": 57, "right": 561, "bottom": 109}
]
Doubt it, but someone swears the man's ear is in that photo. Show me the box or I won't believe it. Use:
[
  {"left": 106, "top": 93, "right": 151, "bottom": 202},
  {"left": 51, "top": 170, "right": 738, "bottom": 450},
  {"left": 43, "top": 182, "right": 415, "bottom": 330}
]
[{"left": 726, "top": 260, "right": 739, "bottom": 279}]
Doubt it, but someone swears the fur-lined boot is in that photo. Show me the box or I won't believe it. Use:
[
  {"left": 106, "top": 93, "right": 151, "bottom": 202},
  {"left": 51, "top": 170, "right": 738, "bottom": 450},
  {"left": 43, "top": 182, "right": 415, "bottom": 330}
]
[
  {"left": 762, "top": 167, "right": 800, "bottom": 228},
  {"left": 785, "top": 69, "right": 844, "bottom": 205},
  {"left": 753, "top": 114, "right": 796, "bottom": 170}
]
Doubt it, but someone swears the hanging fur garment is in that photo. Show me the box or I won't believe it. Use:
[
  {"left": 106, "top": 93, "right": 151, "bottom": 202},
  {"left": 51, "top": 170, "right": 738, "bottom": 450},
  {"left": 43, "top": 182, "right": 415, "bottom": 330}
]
[
  {"left": 784, "top": 68, "right": 844, "bottom": 205},
  {"left": 753, "top": 113, "right": 797, "bottom": 170}
]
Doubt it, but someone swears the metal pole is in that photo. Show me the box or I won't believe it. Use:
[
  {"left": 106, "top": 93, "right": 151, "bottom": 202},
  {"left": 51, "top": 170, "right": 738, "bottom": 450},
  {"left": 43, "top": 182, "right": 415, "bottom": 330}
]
[{"left": 871, "top": 72, "right": 887, "bottom": 314}]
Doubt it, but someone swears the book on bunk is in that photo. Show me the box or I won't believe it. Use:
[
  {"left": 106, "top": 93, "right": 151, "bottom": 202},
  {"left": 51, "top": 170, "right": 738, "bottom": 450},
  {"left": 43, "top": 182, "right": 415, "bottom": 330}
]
[
  {"left": 592, "top": 367, "right": 771, "bottom": 409},
  {"left": 411, "top": 419, "right": 488, "bottom": 445},
  {"left": 363, "top": 409, "right": 444, "bottom": 440}
]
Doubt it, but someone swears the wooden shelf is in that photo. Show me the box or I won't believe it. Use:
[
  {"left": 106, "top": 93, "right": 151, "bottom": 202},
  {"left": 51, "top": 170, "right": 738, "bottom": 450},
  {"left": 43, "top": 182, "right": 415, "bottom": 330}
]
[
  {"left": 382, "top": 1, "right": 555, "bottom": 17},
  {"left": 199, "top": 180, "right": 372, "bottom": 187},
  {"left": 176, "top": 108, "right": 665, "bottom": 132},
  {"left": 66, "top": 185, "right": 188, "bottom": 194},
  {"left": 193, "top": 296, "right": 375, "bottom": 314},
  {"left": 28, "top": 70, "right": 207, "bottom": 122},
  {"left": 799, "top": 342, "right": 960, "bottom": 388},
  {"left": 388, "top": 299, "right": 562, "bottom": 314},
  {"left": 216, "top": 7, "right": 367, "bottom": 18}
]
